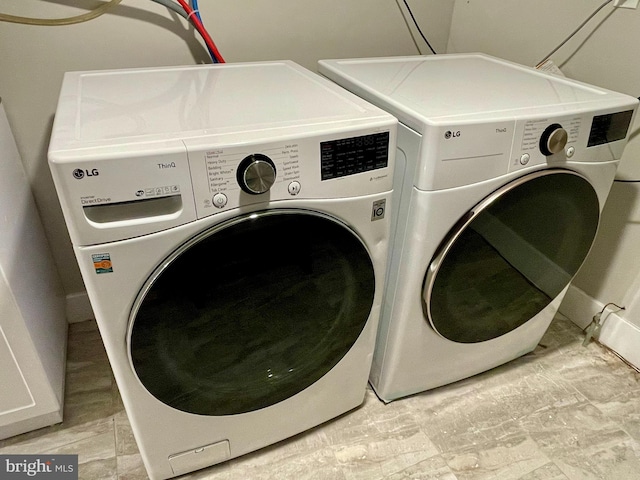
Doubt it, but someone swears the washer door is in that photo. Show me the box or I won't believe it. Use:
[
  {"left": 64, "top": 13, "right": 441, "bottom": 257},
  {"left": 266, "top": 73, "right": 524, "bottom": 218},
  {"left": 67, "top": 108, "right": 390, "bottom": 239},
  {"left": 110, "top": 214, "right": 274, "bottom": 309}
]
[
  {"left": 128, "top": 210, "right": 375, "bottom": 415},
  {"left": 423, "top": 169, "right": 600, "bottom": 344}
]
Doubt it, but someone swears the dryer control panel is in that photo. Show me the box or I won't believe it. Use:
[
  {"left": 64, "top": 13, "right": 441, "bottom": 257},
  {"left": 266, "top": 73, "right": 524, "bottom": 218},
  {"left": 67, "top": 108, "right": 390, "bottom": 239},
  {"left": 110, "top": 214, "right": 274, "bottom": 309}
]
[
  {"left": 509, "top": 107, "right": 635, "bottom": 174},
  {"left": 412, "top": 105, "right": 636, "bottom": 191}
]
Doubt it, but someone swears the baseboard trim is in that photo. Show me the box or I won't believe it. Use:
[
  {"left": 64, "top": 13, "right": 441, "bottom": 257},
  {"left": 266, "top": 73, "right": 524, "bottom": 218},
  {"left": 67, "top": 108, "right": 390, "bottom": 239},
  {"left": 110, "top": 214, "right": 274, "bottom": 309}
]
[
  {"left": 65, "top": 291, "right": 94, "bottom": 324},
  {"left": 560, "top": 284, "right": 640, "bottom": 370},
  {"left": 558, "top": 284, "right": 597, "bottom": 329},
  {"left": 598, "top": 311, "right": 640, "bottom": 370}
]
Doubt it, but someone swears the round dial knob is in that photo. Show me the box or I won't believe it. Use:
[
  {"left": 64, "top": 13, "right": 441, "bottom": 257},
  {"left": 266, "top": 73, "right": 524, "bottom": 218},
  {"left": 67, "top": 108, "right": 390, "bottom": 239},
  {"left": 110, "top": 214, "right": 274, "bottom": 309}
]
[
  {"left": 237, "top": 154, "right": 277, "bottom": 195},
  {"left": 539, "top": 124, "right": 568, "bottom": 156}
]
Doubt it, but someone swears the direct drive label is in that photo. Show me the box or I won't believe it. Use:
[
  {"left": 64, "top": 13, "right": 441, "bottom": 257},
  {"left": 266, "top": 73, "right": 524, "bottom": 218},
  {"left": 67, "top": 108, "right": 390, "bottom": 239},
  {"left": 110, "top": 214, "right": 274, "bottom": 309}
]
[{"left": 92, "top": 253, "right": 113, "bottom": 274}]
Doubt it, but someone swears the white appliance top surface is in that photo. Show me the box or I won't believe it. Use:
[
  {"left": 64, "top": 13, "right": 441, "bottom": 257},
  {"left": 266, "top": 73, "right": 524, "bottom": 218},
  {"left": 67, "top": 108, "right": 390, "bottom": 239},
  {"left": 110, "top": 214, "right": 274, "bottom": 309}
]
[
  {"left": 50, "top": 61, "right": 391, "bottom": 155},
  {"left": 319, "top": 54, "right": 637, "bottom": 128}
]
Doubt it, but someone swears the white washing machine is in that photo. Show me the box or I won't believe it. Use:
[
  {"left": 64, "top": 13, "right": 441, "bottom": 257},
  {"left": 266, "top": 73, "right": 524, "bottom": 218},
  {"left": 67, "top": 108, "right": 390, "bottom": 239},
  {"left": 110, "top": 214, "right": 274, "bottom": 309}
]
[
  {"left": 319, "top": 53, "right": 639, "bottom": 402},
  {"left": 48, "top": 61, "right": 396, "bottom": 479}
]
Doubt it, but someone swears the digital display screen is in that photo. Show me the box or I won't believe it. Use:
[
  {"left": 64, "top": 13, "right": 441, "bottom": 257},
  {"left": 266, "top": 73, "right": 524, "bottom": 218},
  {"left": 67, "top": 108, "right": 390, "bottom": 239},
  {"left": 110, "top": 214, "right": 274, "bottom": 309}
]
[
  {"left": 588, "top": 110, "right": 634, "bottom": 147},
  {"left": 321, "top": 132, "right": 389, "bottom": 181}
]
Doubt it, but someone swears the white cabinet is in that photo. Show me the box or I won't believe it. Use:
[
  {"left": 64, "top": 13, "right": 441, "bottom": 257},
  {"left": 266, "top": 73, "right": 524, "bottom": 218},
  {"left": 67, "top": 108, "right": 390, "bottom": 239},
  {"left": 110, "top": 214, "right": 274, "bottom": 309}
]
[{"left": 0, "top": 100, "right": 67, "bottom": 440}]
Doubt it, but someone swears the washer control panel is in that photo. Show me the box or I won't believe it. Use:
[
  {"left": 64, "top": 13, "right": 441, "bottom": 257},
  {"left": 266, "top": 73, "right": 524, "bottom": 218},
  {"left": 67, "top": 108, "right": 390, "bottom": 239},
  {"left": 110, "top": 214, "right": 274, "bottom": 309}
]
[
  {"left": 184, "top": 127, "right": 394, "bottom": 219},
  {"left": 51, "top": 126, "right": 395, "bottom": 245}
]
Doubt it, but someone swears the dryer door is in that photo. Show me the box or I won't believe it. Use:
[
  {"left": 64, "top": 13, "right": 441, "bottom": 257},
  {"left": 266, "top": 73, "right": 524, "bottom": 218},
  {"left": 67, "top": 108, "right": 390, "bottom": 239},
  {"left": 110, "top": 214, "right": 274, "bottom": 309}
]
[
  {"left": 128, "top": 210, "right": 375, "bottom": 415},
  {"left": 423, "top": 169, "right": 599, "bottom": 344}
]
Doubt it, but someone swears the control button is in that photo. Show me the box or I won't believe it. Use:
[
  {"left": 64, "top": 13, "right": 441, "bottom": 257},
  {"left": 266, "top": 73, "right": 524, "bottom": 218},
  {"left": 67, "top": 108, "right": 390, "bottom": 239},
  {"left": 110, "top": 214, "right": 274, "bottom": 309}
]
[
  {"left": 212, "top": 193, "right": 228, "bottom": 208},
  {"left": 237, "top": 154, "right": 277, "bottom": 195},
  {"left": 566, "top": 146, "right": 575, "bottom": 158},
  {"left": 540, "top": 123, "right": 568, "bottom": 156},
  {"left": 288, "top": 181, "right": 301, "bottom": 196},
  {"left": 519, "top": 153, "right": 530, "bottom": 165}
]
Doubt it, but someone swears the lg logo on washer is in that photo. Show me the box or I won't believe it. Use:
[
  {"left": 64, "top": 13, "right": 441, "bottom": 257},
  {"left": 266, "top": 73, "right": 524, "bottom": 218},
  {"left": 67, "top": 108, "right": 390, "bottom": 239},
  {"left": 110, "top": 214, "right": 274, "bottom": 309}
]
[
  {"left": 72, "top": 168, "right": 99, "bottom": 179},
  {"left": 444, "top": 130, "right": 461, "bottom": 139}
]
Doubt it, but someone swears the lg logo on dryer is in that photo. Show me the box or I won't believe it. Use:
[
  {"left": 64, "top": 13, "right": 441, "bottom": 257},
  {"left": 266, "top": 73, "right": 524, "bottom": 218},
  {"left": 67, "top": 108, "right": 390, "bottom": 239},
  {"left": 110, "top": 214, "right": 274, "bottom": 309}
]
[
  {"left": 444, "top": 130, "right": 461, "bottom": 139},
  {"left": 72, "top": 168, "right": 99, "bottom": 179}
]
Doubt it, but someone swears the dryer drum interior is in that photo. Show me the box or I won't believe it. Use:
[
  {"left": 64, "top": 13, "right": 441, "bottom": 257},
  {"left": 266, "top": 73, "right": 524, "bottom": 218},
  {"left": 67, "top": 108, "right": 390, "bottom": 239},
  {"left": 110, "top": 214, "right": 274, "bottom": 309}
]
[
  {"left": 128, "top": 210, "right": 375, "bottom": 415},
  {"left": 424, "top": 169, "right": 600, "bottom": 344}
]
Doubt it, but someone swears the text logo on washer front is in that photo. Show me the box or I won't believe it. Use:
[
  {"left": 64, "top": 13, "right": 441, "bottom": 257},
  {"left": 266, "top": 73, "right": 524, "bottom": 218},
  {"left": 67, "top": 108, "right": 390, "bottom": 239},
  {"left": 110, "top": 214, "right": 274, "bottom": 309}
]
[
  {"left": 444, "top": 130, "right": 461, "bottom": 139},
  {"left": 72, "top": 168, "right": 99, "bottom": 179}
]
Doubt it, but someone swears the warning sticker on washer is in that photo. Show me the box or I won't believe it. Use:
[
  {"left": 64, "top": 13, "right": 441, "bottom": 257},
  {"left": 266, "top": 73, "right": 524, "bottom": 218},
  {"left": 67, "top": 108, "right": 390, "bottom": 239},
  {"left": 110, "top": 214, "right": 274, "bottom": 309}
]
[{"left": 92, "top": 253, "right": 113, "bottom": 274}]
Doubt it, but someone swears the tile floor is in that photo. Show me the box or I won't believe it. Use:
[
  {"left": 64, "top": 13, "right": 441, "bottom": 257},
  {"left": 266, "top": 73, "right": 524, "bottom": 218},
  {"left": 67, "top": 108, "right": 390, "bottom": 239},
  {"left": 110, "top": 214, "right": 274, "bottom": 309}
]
[{"left": 2, "top": 314, "right": 640, "bottom": 480}]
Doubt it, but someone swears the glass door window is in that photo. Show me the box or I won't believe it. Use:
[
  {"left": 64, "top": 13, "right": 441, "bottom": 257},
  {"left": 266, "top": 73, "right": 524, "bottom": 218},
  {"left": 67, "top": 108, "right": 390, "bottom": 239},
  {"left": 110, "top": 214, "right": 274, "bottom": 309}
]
[
  {"left": 129, "top": 210, "right": 375, "bottom": 415},
  {"left": 424, "top": 170, "right": 600, "bottom": 343}
]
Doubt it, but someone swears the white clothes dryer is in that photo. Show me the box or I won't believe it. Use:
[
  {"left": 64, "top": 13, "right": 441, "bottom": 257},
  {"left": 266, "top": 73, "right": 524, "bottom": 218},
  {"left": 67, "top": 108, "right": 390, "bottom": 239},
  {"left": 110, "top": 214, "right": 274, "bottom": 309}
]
[
  {"left": 48, "top": 61, "right": 396, "bottom": 479},
  {"left": 319, "top": 53, "right": 638, "bottom": 402}
]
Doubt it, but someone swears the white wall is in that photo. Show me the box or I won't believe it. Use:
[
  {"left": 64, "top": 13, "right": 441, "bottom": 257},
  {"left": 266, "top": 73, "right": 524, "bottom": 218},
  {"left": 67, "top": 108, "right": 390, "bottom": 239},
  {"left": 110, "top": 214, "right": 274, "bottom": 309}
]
[
  {"left": 448, "top": 0, "right": 640, "bottom": 363},
  {"left": 0, "top": 0, "right": 454, "bottom": 319}
]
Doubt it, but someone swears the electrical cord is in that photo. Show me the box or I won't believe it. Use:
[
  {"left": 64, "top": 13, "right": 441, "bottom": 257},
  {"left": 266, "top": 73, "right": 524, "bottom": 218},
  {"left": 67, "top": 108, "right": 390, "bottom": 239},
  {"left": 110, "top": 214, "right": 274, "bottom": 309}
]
[
  {"left": 536, "top": 0, "right": 614, "bottom": 67},
  {"left": 0, "top": 0, "right": 122, "bottom": 26},
  {"left": 582, "top": 302, "right": 625, "bottom": 346},
  {"left": 400, "top": 0, "right": 437, "bottom": 55}
]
